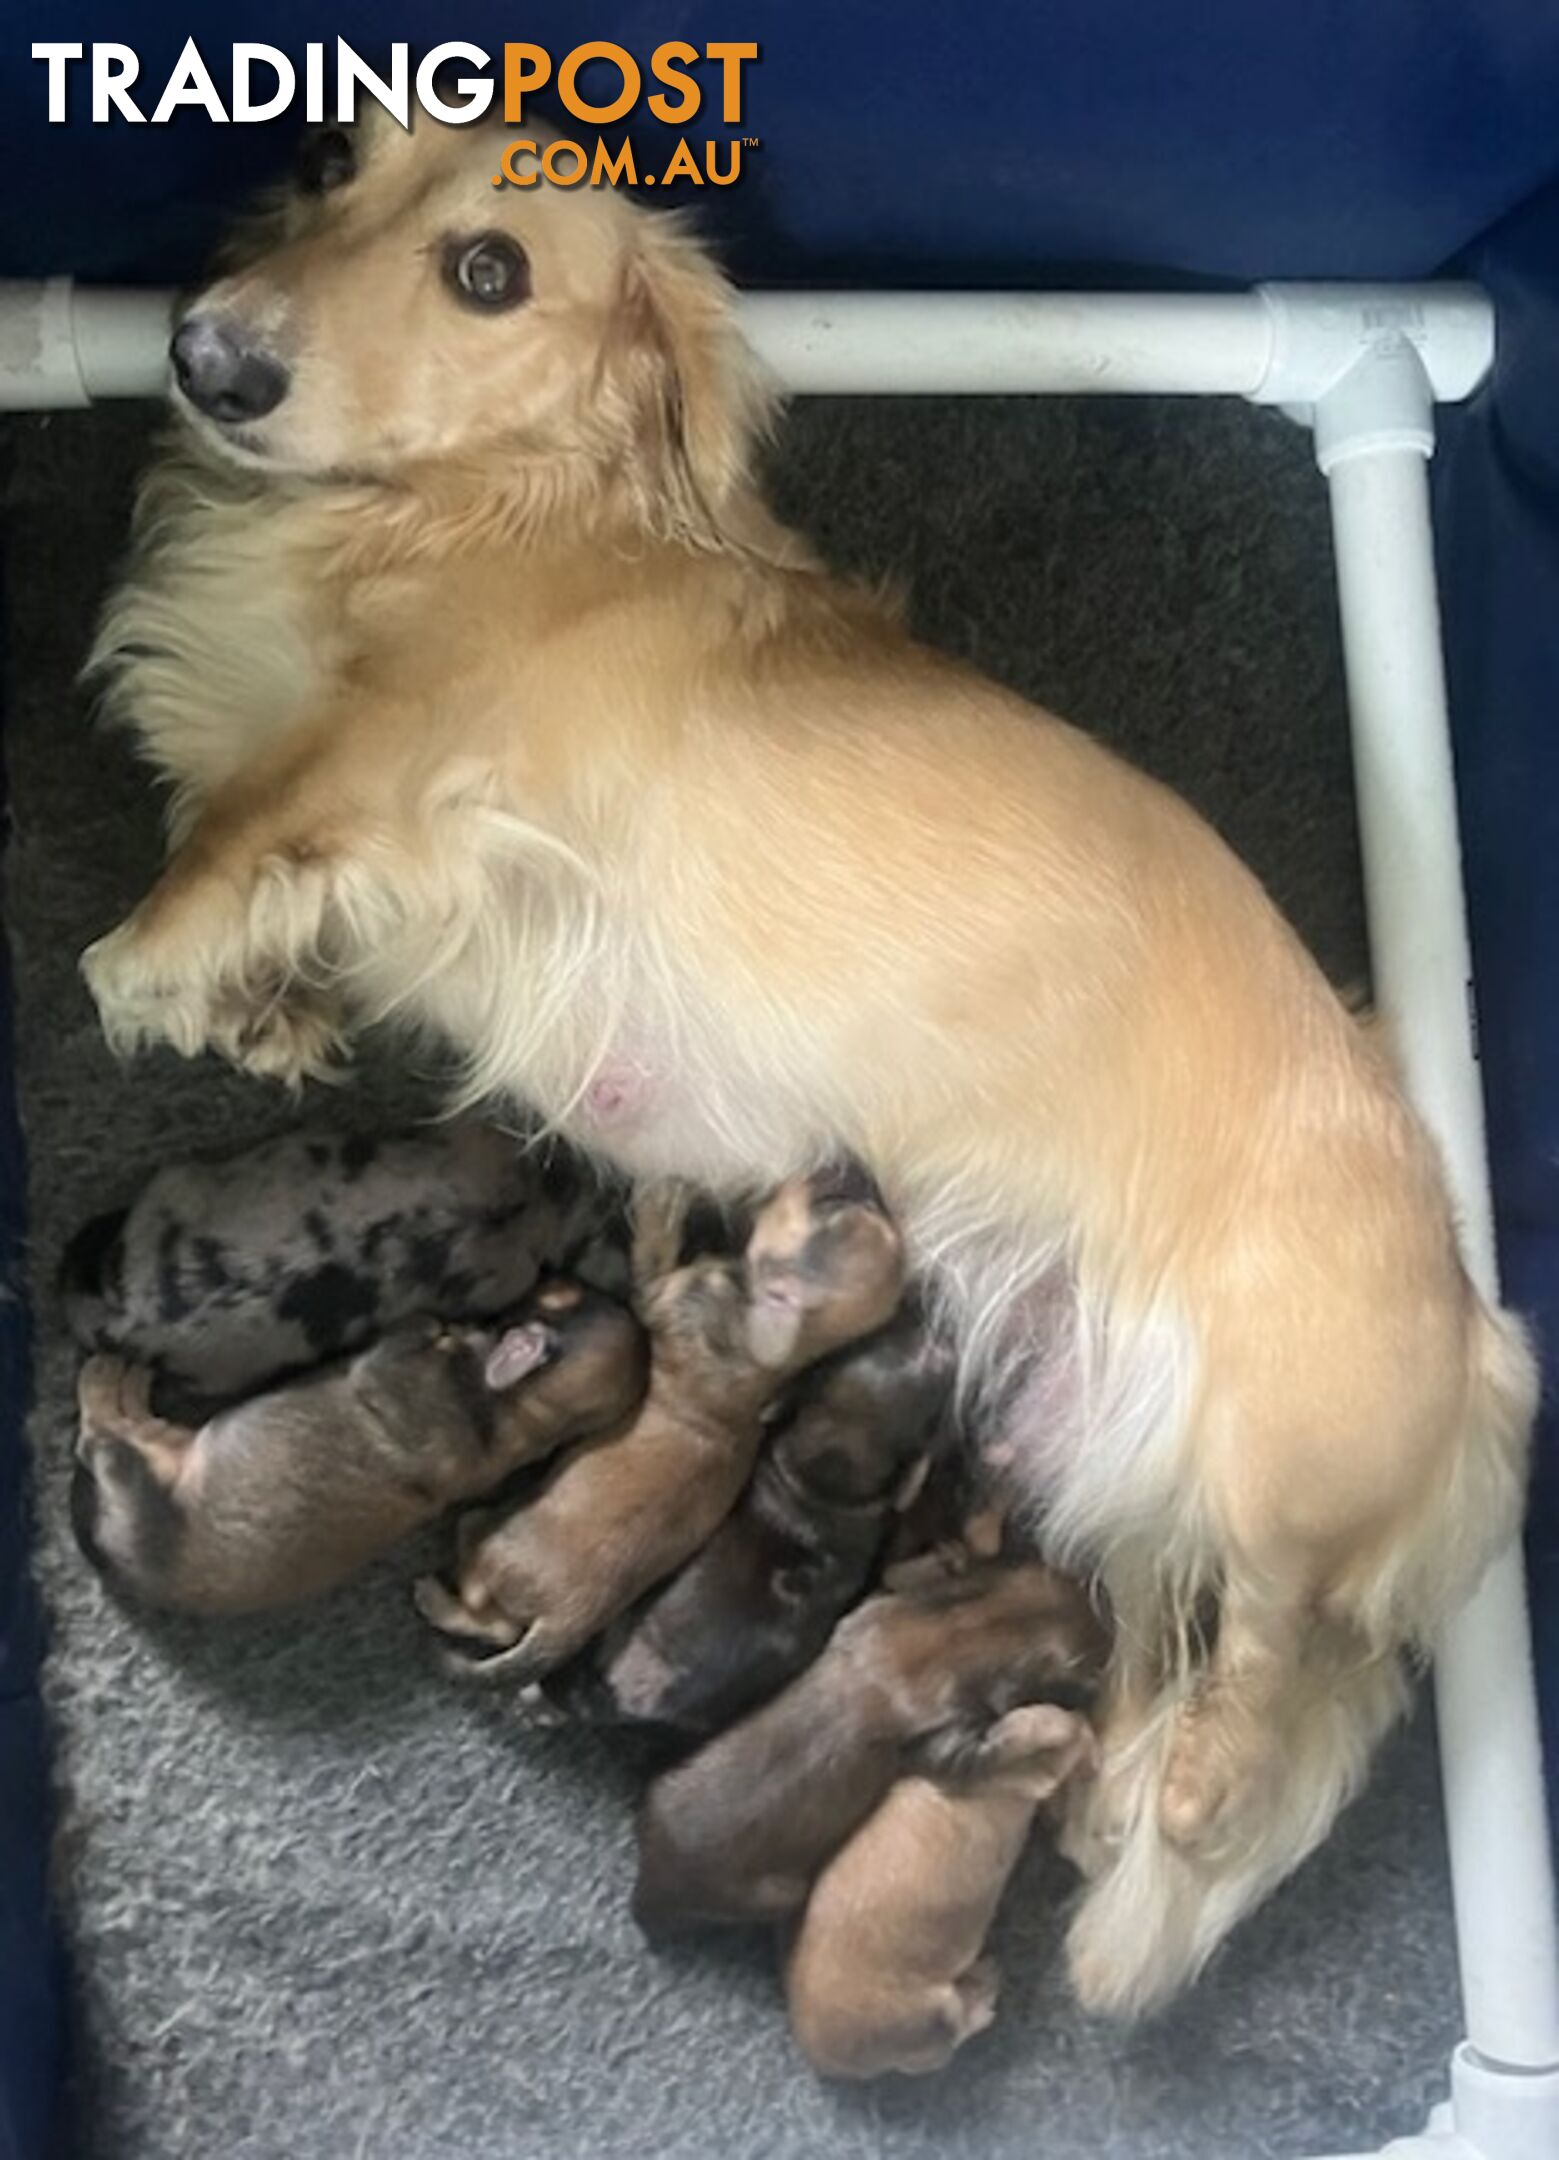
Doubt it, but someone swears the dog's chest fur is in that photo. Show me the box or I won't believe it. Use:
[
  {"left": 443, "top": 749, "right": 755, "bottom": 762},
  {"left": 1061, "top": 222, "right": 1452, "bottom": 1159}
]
[{"left": 89, "top": 459, "right": 351, "bottom": 826}]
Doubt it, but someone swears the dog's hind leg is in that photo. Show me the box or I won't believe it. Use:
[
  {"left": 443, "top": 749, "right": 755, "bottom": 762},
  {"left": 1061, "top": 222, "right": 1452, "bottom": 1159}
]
[
  {"left": 1155, "top": 1563, "right": 1316, "bottom": 1852},
  {"left": 1058, "top": 1406, "right": 1415, "bottom": 2012},
  {"left": 1065, "top": 1626, "right": 1408, "bottom": 2017}
]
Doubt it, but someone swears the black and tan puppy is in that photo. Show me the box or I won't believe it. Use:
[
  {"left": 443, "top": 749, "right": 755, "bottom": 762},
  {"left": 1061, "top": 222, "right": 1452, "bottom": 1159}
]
[
  {"left": 787, "top": 1705, "right": 1098, "bottom": 2079},
  {"left": 71, "top": 1281, "right": 646, "bottom": 1614},
  {"left": 563, "top": 1308, "right": 955, "bottom": 1733},
  {"left": 632, "top": 1559, "right": 1107, "bottom": 1933},
  {"left": 61, "top": 1120, "right": 629, "bottom": 1409},
  {"left": 415, "top": 1171, "right": 905, "bottom": 1684}
]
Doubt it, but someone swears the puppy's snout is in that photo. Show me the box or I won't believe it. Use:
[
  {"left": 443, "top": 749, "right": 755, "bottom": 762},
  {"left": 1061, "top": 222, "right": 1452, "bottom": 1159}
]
[{"left": 171, "top": 315, "right": 290, "bottom": 425}]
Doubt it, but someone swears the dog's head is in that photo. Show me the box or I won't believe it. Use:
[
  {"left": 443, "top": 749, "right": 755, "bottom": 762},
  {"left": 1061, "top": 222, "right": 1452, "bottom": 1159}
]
[{"left": 171, "top": 114, "right": 769, "bottom": 536}]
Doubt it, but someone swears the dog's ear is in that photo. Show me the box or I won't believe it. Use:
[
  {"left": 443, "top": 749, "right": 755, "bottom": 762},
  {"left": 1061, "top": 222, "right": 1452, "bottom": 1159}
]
[{"left": 610, "top": 221, "right": 772, "bottom": 546}]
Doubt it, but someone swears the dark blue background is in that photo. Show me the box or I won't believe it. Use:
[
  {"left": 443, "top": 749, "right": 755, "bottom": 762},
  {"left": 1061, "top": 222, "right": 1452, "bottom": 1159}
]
[{"left": 5, "top": 12, "right": 1559, "bottom": 2150}]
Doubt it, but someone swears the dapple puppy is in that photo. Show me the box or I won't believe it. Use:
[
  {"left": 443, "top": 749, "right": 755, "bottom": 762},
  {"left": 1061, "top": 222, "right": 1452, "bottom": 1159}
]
[
  {"left": 787, "top": 1705, "right": 1097, "bottom": 2079},
  {"left": 415, "top": 1171, "right": 904, "bottom": 1682},
  {"left": 633, "top": 1560, "right": 1107, "bottom": 1933},
  {"left": 60, "top": 1120, "right": 628, "bottom": 1410},
  {"left": 71, "top": 1280, "right": 645, "bottom": 1613},
  {"left": 562, "top": 1306, "right": 955, "bottom": 1733}
]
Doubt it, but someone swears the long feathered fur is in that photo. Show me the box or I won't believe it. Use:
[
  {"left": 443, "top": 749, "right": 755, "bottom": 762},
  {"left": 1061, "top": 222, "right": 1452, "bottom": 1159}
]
[{"left": 81, "top": 116, "right": 1536, "bottom": 2018}]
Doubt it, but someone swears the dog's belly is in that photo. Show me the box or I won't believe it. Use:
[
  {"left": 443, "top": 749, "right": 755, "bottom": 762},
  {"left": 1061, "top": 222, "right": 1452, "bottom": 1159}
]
[
  {"left": 973, "top": 1268, "right": 1196, "bottom": 1565},
  {"left": 547, "top": 1032, "right": 823, "bottom": 1191},
  {"left": 542, "top": 1034, "right": 1195, "bottom": 1554}
]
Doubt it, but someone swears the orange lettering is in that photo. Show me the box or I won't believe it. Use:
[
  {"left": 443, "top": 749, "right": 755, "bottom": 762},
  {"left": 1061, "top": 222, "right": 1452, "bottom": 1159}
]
[
  {"left": 648, "top": 40, "right": 700, "bottom": 124},
  {"left": 502, "top": 43, "right": 549, "bottom": 123},
  {"left": 557, "top": 41, "right": 639, "bottom": 125}
]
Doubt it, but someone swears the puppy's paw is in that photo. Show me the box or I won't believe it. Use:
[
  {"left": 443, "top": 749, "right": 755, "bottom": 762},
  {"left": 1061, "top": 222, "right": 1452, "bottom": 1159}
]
[
  {"left": 955, "top": 1955, "right": 1001, "bottom": 2036},
  {"left": 880, "top": 1541, "right": 972, "bottom": 1593},
  {"left": 76, "top": 1354, "right": 130, "bottom": 1441},
  {"left": 1055, "top": 1733, "right": 1142, "bottom": 1877},
  {"left": 412, "top": 1572, "right": 487, "bottom": 1640},
  {"left": 414, "top": 1574, "right": 554, "bottom": 1686},
  {"left": 438, "top": 1620, "right": 558, "bottom": 1687},
  {"left": 986, "top": 1703, "right": 1100, "bottom": 1799},
  {"left": 75, "top": 1353, "right": 153, "bottom": 1444}
]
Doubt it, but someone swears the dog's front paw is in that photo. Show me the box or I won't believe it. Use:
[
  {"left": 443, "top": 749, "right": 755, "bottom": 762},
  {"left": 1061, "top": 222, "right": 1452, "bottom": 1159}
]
[
  {"left": 81, "top": 918, "right": 217, "bottom": 1061},
  {"left": 208, "top": 983, "right": 350, "bottom": 1089}
]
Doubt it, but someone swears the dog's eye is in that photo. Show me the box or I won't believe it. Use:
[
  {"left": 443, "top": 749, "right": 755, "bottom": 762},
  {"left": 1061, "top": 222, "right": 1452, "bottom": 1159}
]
[
  {"left": 297, "top": 125, "right": 355, "bottom": 196},
  {"left": 446, "top": 234, "right": 531, "bottom": 312}
]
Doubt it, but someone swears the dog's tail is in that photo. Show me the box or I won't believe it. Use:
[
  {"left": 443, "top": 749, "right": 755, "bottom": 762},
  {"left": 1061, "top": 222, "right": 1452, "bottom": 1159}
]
[{"left": 1353, "top": 1294, "right": 1536, "bottom": 1656}]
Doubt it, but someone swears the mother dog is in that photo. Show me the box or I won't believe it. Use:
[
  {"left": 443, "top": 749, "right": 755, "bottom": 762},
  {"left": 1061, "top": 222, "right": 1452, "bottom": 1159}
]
[{"left": 82, "top": 115, "right": 1533, "bottom": 2015}]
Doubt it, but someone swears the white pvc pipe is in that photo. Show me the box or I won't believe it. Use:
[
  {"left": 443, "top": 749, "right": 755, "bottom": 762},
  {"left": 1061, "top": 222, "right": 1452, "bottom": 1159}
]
[
  {"left": 0, "top": 280, "right": 1495, "bottom": 409},
  {"left": 1325, "top": 425, "right": 1559, "bottom": 2075},
  {"left": 69, "top": 286, "right": 175, "bottom": 399},
  {"left": 0, "top": 280, "right": 172, "bottom": 406},
  {"left": 739, "top": 290, "right": 1275, "bottom": 395}
]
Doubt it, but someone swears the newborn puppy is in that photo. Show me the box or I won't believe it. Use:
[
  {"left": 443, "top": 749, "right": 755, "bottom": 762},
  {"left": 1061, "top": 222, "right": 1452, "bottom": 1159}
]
[
  {"left": 71, "top": 1281, "right": 645, "bottom": 1614},
  {"left": 632, "top": 1559, "right": 1107, "bottom": 1933},
  {"left": 415, "top": 1170, "right": 905, "bottom": 1685},
  {"left": 60, "top": 1121, "right": 628, "bottom": 1409},
  {"left": 564, "top": 1307, "right": 955, "bottom": 1733},
  {"left": 787, "top": 1705, "right": 1098, "bottom": 2079}
]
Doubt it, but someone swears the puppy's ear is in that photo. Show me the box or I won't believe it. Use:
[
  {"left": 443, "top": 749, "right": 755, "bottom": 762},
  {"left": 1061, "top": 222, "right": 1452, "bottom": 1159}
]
[
  {"left": 484, "top": 1322, "right": 554, "bottom": 1392},
  {"left": 610, "top": 221, "right": 772, "bottom": 546}
]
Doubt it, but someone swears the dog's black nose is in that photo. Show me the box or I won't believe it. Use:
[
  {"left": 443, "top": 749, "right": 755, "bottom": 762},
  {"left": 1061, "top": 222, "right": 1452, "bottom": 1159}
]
[{"left": 170, "top": 316, "right": 289, "bottom": 424}]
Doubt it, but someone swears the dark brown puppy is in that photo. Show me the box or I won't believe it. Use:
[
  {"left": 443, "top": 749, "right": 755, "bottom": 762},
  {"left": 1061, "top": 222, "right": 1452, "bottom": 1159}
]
[
  {"left": 632, "top": 1559, "right": 1108, "bottom": 1933},
  {"left": 415, "top": 1171, "right": 905, "bottom": 1684},
  {"left": 560, "top": 1307, "right": 955, "bottom": 1733},
  {"left": 71, "top": 1280, "right": 645, "bottom": 1614}
]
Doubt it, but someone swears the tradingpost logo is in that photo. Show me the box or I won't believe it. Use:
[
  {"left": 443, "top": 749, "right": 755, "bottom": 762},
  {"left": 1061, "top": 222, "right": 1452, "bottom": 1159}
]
[{"left": 32, "top": 38, "right": 761, "bottom": 189}]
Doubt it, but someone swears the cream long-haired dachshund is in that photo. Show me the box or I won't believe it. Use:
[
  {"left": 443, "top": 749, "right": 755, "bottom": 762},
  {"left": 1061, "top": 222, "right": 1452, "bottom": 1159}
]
[{"left": 82, "top": 115, "right": 1534, "bottom": 2015}]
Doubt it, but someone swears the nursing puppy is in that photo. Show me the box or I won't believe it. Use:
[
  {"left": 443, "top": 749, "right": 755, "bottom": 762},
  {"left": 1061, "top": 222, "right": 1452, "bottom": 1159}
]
[
  {"left": 71, "top": 1281, "right": 646, "bottom": 1614},
  {"left": 787, "top": 1704, "right": 1098, "bottom": 2079},
  {"left": 561, "top": 1307, "right": 955, "bottom": 1733},
  {"left": 415, "top": 1171, "right": 905, "bottom": 1681},
  {"left": 82, "top": 111, "right": 1535, "bottom": 2010},
  {"left": 61, "top": 1120, "right": 627, "bottom": 1409},
  {"left": 633, "top": 1561, "right": 1106, "bottom": 1933}
]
